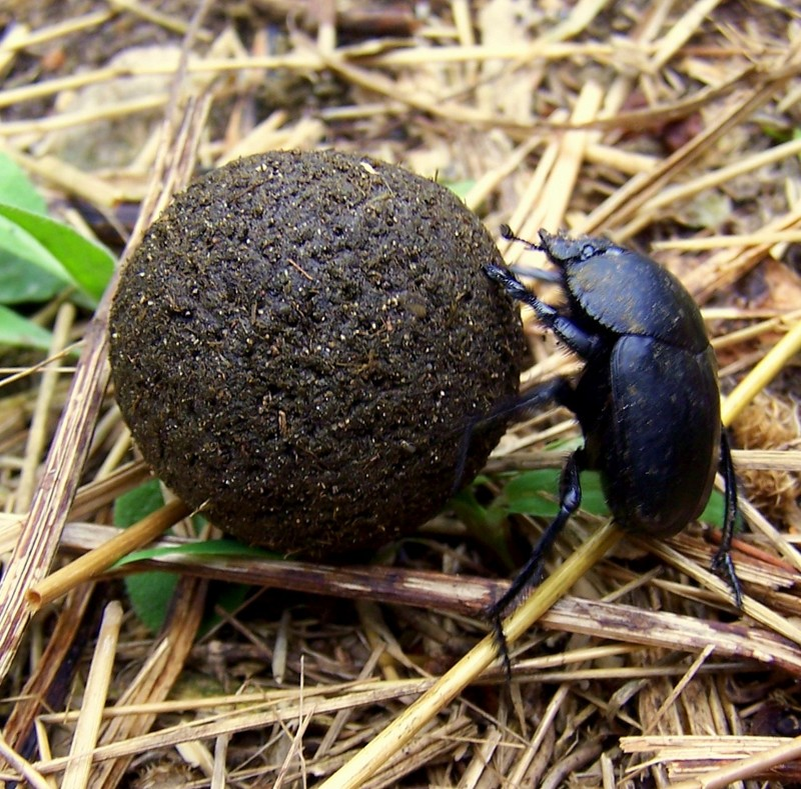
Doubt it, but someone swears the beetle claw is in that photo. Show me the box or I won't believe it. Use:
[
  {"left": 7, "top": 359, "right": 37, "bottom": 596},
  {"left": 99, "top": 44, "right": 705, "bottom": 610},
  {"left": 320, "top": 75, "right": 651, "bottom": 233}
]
[
  {"left": 711, "top": 548, "right": 743, "bottom": 609},
  {"left": 488, "top": 609, "right": 513, "bottom": 681}
]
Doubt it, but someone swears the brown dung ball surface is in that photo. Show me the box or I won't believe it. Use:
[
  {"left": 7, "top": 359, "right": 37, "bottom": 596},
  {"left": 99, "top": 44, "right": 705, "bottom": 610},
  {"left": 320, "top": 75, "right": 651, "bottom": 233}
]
[{"left": 109, "top": 150, "right": 522, "bottom": 556}]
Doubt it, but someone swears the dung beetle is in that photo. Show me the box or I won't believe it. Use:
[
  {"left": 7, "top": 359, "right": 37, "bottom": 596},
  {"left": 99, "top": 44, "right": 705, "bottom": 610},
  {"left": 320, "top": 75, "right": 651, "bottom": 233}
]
[{"left": 481, "top": 225, "right": 742, "bottom": 651}]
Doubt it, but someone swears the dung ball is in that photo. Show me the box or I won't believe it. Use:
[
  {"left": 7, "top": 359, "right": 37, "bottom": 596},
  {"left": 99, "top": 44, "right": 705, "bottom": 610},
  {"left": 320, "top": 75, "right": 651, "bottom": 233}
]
[{"left": 109, "top": 150, "right": 522, "bottom": 557}]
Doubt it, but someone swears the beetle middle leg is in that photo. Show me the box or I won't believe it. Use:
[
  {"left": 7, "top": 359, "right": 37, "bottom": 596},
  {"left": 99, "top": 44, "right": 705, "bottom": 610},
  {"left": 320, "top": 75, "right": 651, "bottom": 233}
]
[
  {"left": 711, "top": 431, "right": 743, "bottom": 607},
  {"left": 454, "top": 376, "right": 586, "bottom": 672},
  {"left": 465, "top": 377, "right": 584, "bottom": 673},
  {"left": 453, "top": 376, "right": 575, "bottom": 493},
  {"left": 487, "top": 449, "right": 585, "bottom": 675}
]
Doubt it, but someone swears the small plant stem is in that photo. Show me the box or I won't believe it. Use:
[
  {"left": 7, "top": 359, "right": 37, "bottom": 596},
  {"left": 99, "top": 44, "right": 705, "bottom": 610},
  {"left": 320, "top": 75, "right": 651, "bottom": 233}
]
[{"left": 27, "top": 499, "right": 190, "bottom": 610}]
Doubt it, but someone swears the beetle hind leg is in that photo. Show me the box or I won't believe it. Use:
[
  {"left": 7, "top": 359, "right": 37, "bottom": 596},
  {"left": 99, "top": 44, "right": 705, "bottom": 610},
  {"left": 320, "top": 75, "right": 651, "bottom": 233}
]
[
  {"left": 710, "top": 430, "right": 743, "bottom": 608},
  {"left": 487, "top": 450, "right": 585, "bottom": 677}
]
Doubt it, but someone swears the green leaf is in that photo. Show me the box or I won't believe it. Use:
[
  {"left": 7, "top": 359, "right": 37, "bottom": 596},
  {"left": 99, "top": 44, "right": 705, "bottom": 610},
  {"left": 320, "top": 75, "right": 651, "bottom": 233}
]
[
  {"left": 114, "top": 481, "right": 177, "bottom": 634},
  {"left": 491, "top": 467, "right": 729, "bottom": 531},
  {"left": 450, "top": 487, "right": 516, "bottom": 570},
  {"left": 502, "top": 469, "right": 610, "bottom": 518},
  {"left": 0, "top": 203, "right": 115, "bottom": 303},
  {"left": 699, "top": 489, "right": 725, "bottom": 528},
  {"left": 114, "top": 481, "right": 260, "bottom": 635},
  {"left": 0, "top": 214, "right": 71, "bottom": 304},
  {"left": 114, "top": 479, "right": 166, "bottom": 528},
  {"left": 0, "top": 304, "right": 53, "bottom": 349},
  {"left": 571, "top": 472, "right": 609, "bottom": 518},
  {"left": 502, "top": 469, "right": 561, "bottom": 517},
  {"left": 115, "top": 538, "right": 278, "bottom": 567},
  {"left": 445, "top": 179, "right": 476, "bottom": 200},
  {"left": 0, "top": 153, "right": 47, "bottom": 214},
  {"left": 125, "top": 571, "right": 180, "bottom": 635}
]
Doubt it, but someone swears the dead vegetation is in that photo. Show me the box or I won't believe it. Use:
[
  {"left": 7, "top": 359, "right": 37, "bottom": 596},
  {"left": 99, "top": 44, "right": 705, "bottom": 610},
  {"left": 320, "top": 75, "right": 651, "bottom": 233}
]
[{"left": 1, "top": 1, "right": 801, "bottom": 786}]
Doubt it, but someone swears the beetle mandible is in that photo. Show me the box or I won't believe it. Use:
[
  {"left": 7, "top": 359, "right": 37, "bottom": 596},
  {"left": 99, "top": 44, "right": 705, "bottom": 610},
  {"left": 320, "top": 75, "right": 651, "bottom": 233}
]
[{"left": 482, "top": 225, "right": 742, "bottom": 647}]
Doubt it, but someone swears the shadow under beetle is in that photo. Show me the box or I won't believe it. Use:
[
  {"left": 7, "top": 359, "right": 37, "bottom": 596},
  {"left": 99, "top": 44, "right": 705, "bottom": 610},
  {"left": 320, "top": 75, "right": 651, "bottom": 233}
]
[{"left": 480, "top": 225, "right": 742, "bottom": 664}]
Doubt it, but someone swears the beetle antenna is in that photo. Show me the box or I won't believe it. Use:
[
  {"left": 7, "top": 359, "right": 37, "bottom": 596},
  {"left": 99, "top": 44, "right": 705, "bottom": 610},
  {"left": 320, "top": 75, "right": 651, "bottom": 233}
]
[
  {"left": 499, "top": 225, "right": 562, "bottom": 283},
  {"left": 499, "top": 223, "right": 545, "bottom": 253}
]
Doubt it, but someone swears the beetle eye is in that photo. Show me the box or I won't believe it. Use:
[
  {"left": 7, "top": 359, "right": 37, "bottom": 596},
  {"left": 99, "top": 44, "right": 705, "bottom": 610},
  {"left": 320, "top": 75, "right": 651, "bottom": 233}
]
[{"left": 580, "top": 244, "right": 596, "bottom": 260}]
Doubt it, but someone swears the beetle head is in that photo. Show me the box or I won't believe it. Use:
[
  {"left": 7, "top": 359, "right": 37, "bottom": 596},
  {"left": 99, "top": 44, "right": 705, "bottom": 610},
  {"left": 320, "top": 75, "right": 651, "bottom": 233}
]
[{"left": 537, "top": 229, "right": 616, "bottom": 267}]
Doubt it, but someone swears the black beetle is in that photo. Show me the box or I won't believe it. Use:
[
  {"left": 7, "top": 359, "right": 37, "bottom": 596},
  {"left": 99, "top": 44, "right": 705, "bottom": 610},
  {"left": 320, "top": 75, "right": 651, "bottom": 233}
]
[{"left": 481, "top": 225, "right": 742, "bottom": 649}]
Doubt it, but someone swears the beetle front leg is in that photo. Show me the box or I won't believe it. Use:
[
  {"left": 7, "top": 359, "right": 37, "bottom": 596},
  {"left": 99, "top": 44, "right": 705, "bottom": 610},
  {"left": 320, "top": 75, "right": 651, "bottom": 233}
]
[
  {"left": 487, "top": 449, "right": 585, "bottom": 675},
  {"left": 711, "top": 430, "right": 743, "bottom": 607},
  {"left": 484, "top": 263, "right": 601, "bottom": 359}
]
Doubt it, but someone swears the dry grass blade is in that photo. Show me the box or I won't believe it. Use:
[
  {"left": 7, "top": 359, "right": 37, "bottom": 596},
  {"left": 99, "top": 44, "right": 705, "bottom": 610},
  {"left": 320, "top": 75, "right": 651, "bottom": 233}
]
[
  {"left": 0, "top": 9, "right": 112, "bottom": 53},
  {"left": 88, "top": 577, "right": 208, "bottom": 787},
  {"left": 47, "top": 517, "right": 801, "bottom": 674},
  {"left": 682, "top": 205, "right": 801, "bottom": 303},
  {"left": 62, "top": 600, "right": 122, "bottom": 789},
  {"left": 583, "top": 51, "right": 801, "bottom": 234},
  {"left": 648, "top": 0, "right": 725, "bottom": 71},
  {"left": 723, "top": 321, "right": 801, "bottom": 425},
  {"left": 67, "top": 460, "right": 152, "bottom": 521},
  {"left": 15, "top": 303, "right": 76, "bottom": 512},
  {"left": 637, "top": 535, "right": 801, "bottom": 647},
  {"left": 623, "top": 734, "right": 801, "bottom": 785},
  {"left": 32, "top": 678, "right": 436, "bottom": 774},
  {"left": 2, "top": 585, "right": 97, "bottom": 752},
  {"left": 0, "top": 732, "right": 50, "bottom": 789},
  {"left": 0, "top": 0, "right": 212, "bottom": 683},
  {"left": 0, "top": 297, "right": 113, "bottom": 682},
  {"left": 540, "top": 598, "right": 801, "bottom": 674}
]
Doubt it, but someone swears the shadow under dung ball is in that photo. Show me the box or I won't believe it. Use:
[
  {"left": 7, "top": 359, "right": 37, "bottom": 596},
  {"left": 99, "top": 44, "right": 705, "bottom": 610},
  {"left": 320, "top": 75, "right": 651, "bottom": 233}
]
[{"left": 109, "top": 150, "right": 522, "bottom": 557}]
